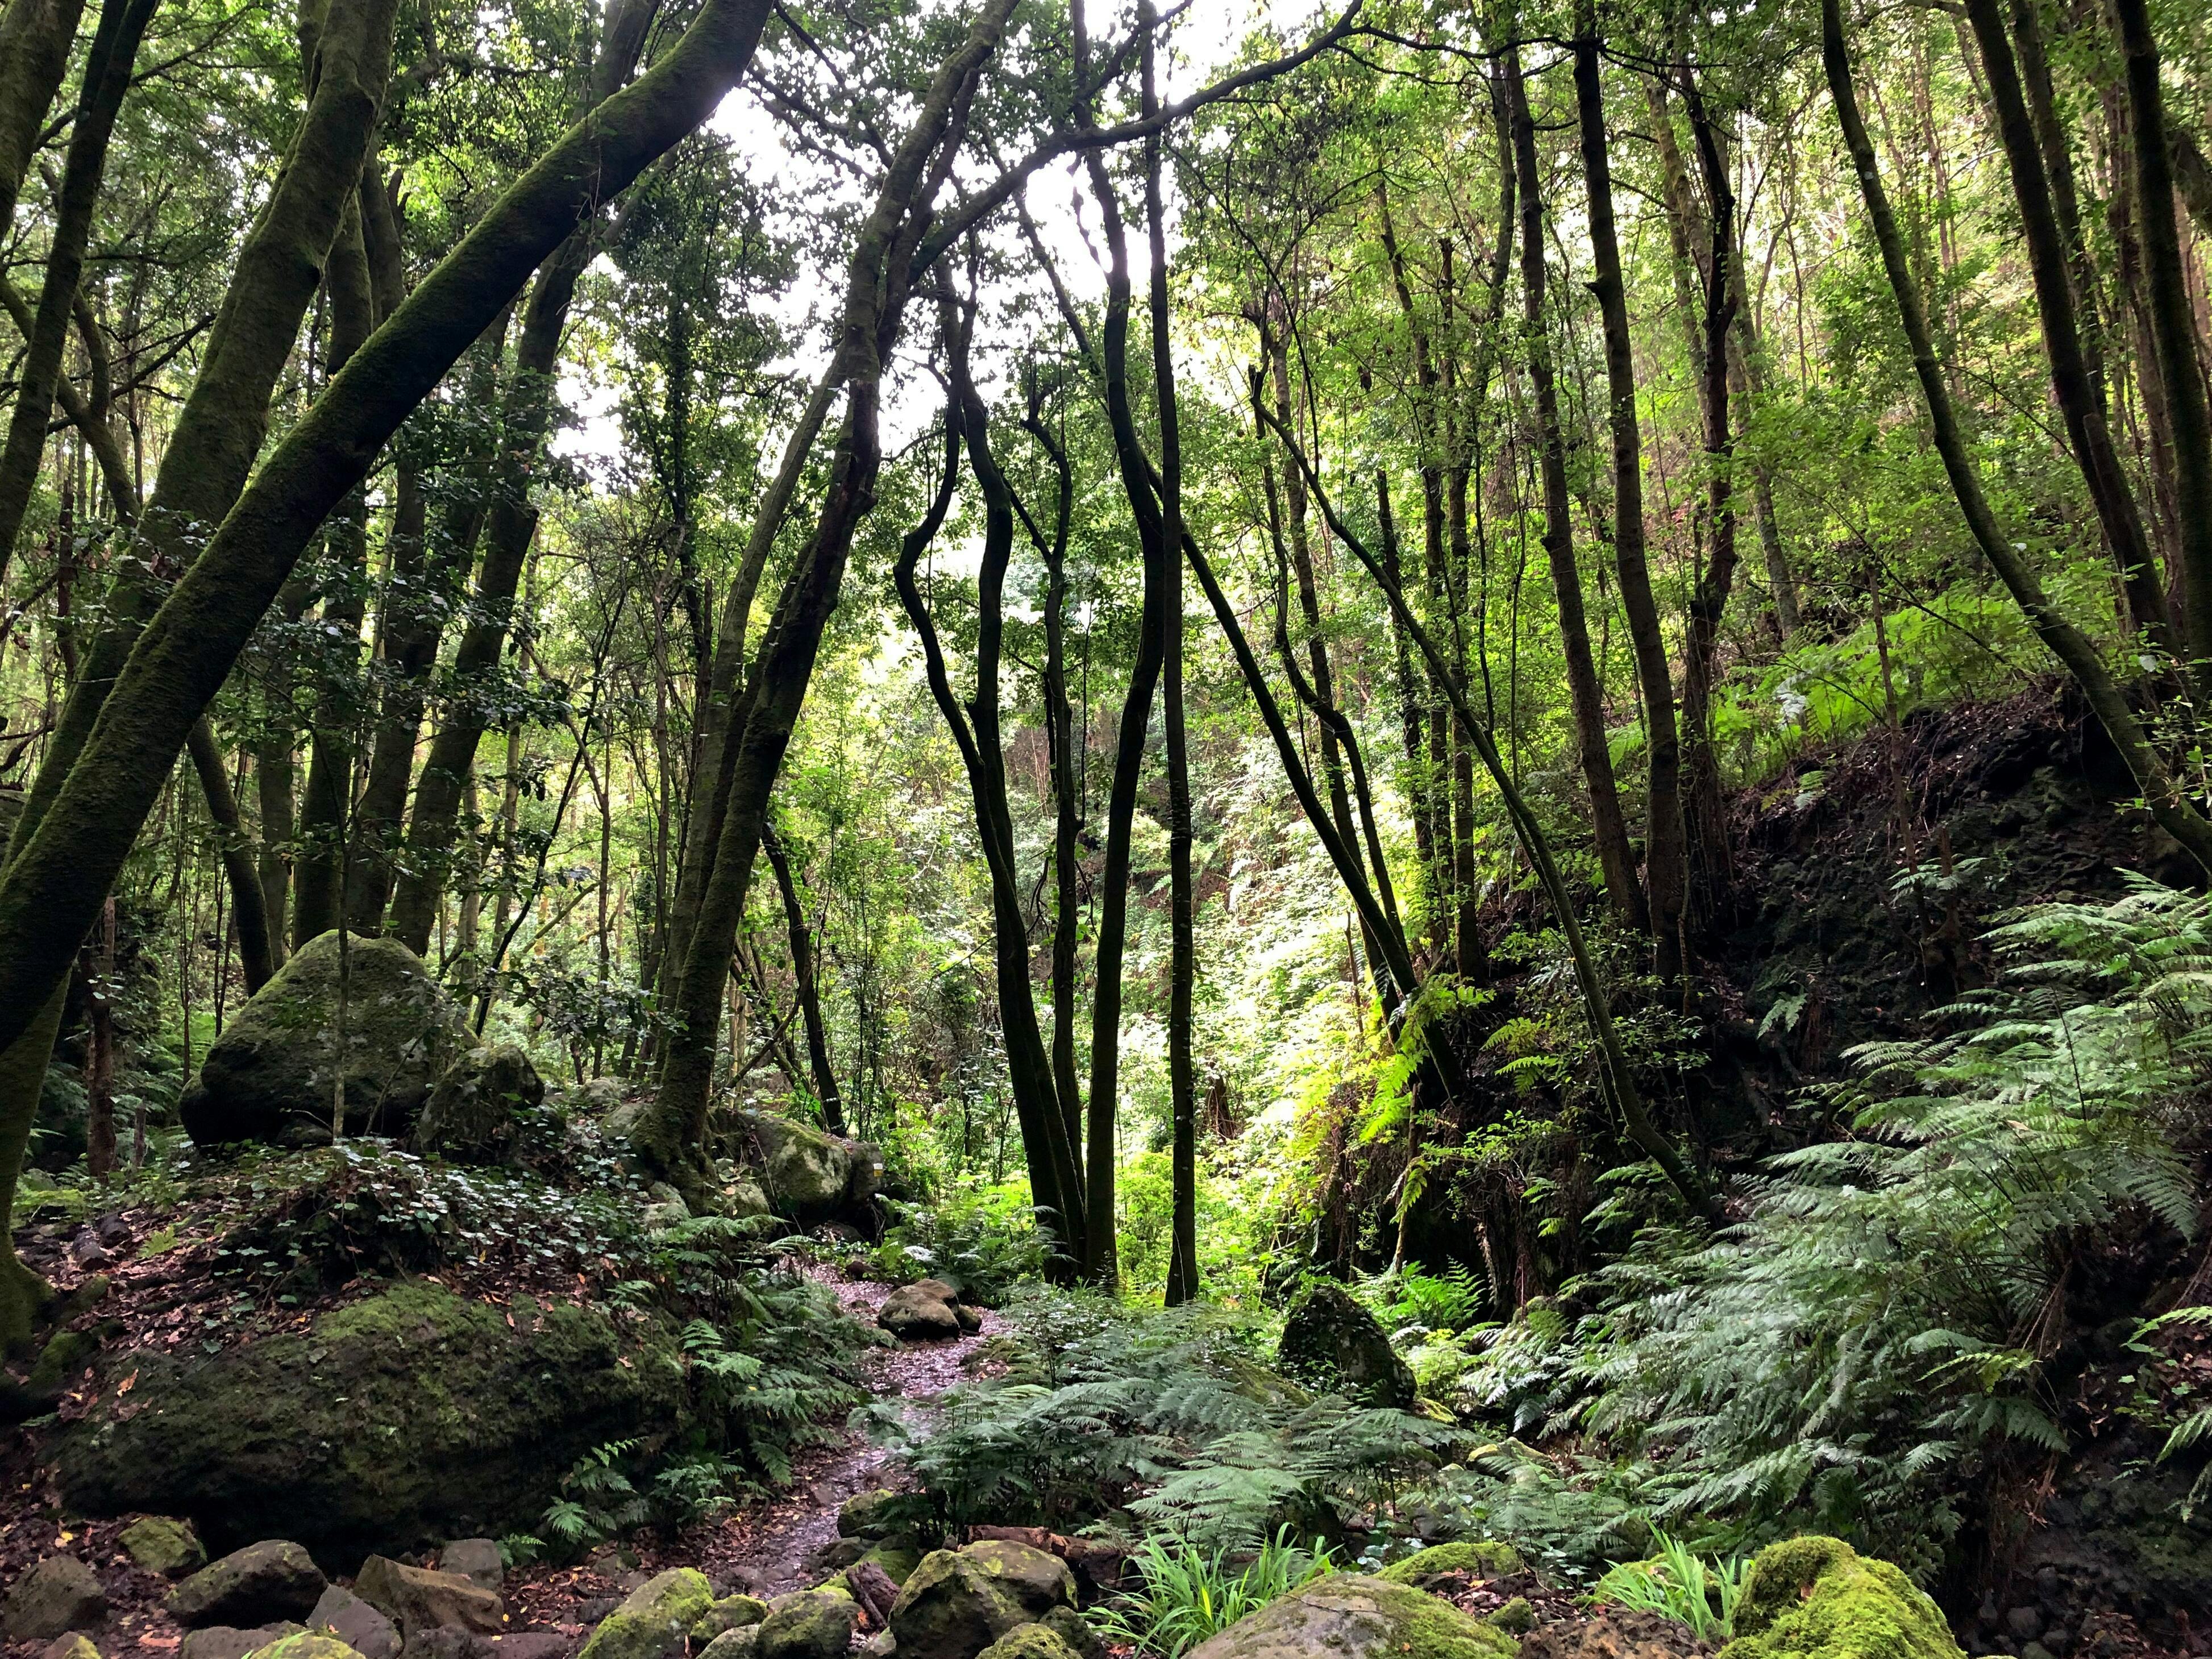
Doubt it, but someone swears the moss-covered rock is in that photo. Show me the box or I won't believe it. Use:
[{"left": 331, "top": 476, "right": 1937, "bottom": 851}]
[
  {"left": 839, "top": 1488, "right": 908, "bottom": 1540},
  {"left": 976, "top": 1624, "right": 1083, "bottom": 1659},
  {"left": 1378, "top": 1542, "right": 1524, "bottom": 1585},
  {"left": 56, "top": 1283, "right": 684, "bottom": 1560},
  {"left": 1486, "top": 1599, "right": 1534, "bottom": 1636},
  {"left": 40, "top": 1635, "right": 102, "bottom": 1659},
  {"left": 1275, "top": 1284, "right": 1416, "bottom": 1408},
  {"left": 1184, "top": 1577, "right": 1516, "bottom": 1659},
  {"left": 167, "top": 1543, "right": 326, "bottom": 1629},
  {"left": 758, "top": 1590, "right": 859, "bottom": 1659},
  {"left": 1039, "top": 1608, "right": 1104, "bottom": 1659},
  {"left": 179, "top": 933, "right": 472, "bottom": 1146},
  {"left": 700, "top": 1632, "right": 761, "bottom": 1659},
  {"left": 889, "top": 1550, "right": 1030, "bottom": 1659},
  {"left": 351, "top": 1557, "right": 502, "bottom": 1637},
  {"left": 1722, "top": 1537, "right": 1962, "bottom": 1659},
  {"left": 413, "top": 1044, "right": 543, "bottom": 1165},
  {"left": 858, "top": 1544, "right": 924, "bottom": 1586},
  {"left": 1, "top": 1325, "right": 99, "bottom": 1424},
  {"left": 242, "top": 1636, "right": 365, "bottom": 1659},
  {"left": 178, "top": 1625, "right": 306, "bottom": 1659},
  {"left": 120, "top": 1516, "right": 207, "bottom": 1577},
  {"left": 695, "top": 1595, "right": 769, "bottom": 1643},
  {"left": 958, "top": 1541, "right": 1075, "bottom": 1616},
  {"left": 3, "top": 1555, "right": 107, "bottom": 1641},
  {"left": 578, "top": 1569, "right": 715, "bottom": 1659}
]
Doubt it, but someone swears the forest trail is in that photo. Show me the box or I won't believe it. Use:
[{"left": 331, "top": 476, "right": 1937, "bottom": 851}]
[{"left": 505, "top": 1266, "right": 998, "bottom": 1637}]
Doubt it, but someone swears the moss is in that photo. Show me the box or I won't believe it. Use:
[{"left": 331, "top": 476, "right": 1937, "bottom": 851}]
[
  {"left": 1187, "top": 1578, "right": 1516, "bottom": 1659},
  {"left": 1275, "top": 1284, "right": 1416, "bottom": 1408},
  {"left": 579, "top": 1569, "right": 716, "bottom": 1659},
  {"left": 1486, "top": 1599, "right": 1533, "bottom": 1636},
  {"left": 244, "top": 1637, "right": 366, "bottom": 1659},
  {"left": 695, "top": 1595, "right": 769, "bottom": 1640},
  {"left": 56, "top": 1282, "right": 685, "bottom": 1561},
  {"left": 1356, "top": 1579, "right": 1520, "bottom": 1659},
  {"left": 1378, "top": 1542, "right": 1524, "bottom": 1584},
  {"left": 120, "top": 1516, "right": 207, "bottom": 1577},
  {"left": 977, "top": 1624, "right": 1083, "bottom": 1659},
  {"left": 857, "top": 1544, "right": 923, "bottom": 1586},
  {"left": 1722, "top": 1537, "right": 1962, "bottom": 1659}
]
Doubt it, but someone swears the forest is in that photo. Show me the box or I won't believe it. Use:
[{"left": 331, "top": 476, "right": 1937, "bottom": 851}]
[{"left": 1, "top": 0, "right": 2210, "bottom": 1651}]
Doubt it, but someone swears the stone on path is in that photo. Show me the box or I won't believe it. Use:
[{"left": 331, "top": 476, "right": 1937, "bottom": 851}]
[
  {"left": 352, "top": 1557, "right": 504, "bottom": 1639},
  {"left": 168, "top": 1544, "right": 328, "bottom": 1630},
  {"left": 577, "top": 1567, "right": 714, "bottom": 1659},
  {"left": 3, "top": 1556, "right": 107, "bottom": 1641},
  {"left": 879, "top": 1279, "right": 962, "bottom": 1341},
  {"left": 120, "top": 1515, "right": 208, "bottom": 1578},
  {"left": 180, "top": 1626, "right": 307, "bottom": 1659},
  {"left": 889, "top": 1542, "right": 1074, "bottom": 1659},
  {"left": 436, "top": 1540, "right": 506, "bottom": 1592},
  {"left": 976, "top": 1625, "right": 1082, "bottom": 1659},
  {"left": 758, "top": 1590, "right": 858, "bottom": 1659},
  {"left": 309, "top": 1586, "right": 400, "bottom": 1659},
  {"left": 243, "top": 1635, "right": 369, "bottom": 1659},
  {"left": 40, "top": 1635, "right": 103, "bottom": 1659}
]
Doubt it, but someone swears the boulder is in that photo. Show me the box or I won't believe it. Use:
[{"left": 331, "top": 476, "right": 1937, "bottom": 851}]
[
  {"left": 840, "top": 1489, "right": 908, "bottom": 1539},
  {"left": 890, "top": 1544, "right": 1073, "bottom": 1659},
  {"left": 577, "top": 1567, "right": 714, "bottom": 1659},
  {"left": 180, "top": 933, "right": 473, "bottom": 1146},
  {"left": 180, "top": 1627, "right": 307, "bottom": 1659},
  {"left": 1040, "top": 1608, "right": 1103, "bottom": 1659},
  {"left": 1376, "top": 1542, "right": 1523, "bottom": 1586},
  {"left": 4, "top": 1556, "right": 107, "bottom": 1641},
  {"left": 413, "top": 1046, "right": 543, "bottom": 1165},
  {"left": 1184, "top": 1577, "right": 1514, "bottom": 1659},
  {"left": 245, "top": 1636, "right": 369, "bottom": 1659},
  {"left": 1721, "top": 1536, "right": 1964, "bottom": 1659},
  {"left": 701, "top": 1633, "right": 760, "bottom": 1659},
  {"left": 1275, "top": 1283, "right": 1416, "bottom": 1408},
  {"left": 880, "top": 1281, "right": 962, "bottom": 1341},
  {"left": 436, "top": 1541, "right": 505, "bottom": 1592},
  {"left": 309, "top": 1587, "right": 400, "bottom": 1659},
  {"left": 121, "top": 1516, "right": 209, "bottom": 1577},
  {"left": 392, "top": 1631, "right": 488, "bottom": 1658},
  {"left": 741, "top": 1111, "right": 854, "bottom": 1221},
  {"left": 858, "top": 1545, "right": 924, "bottom": 1587},
  {"left": 728, "top": 1178, "right": 772, "bottom": 1219},
  {"left": 40, "top": 1635, "right": 102, "bottom": 1659},
  {"left": 352, "top": 1558, "right": 504, "bottom": 1639},
  {"left": 695, "top": 1596, "right": 768, "bottom": 1643},
  {"left": 976, "top": 1626, "right": 1082, "bottom": 1659},
  {"left": 758, "top": 1591, "right": 859, "bottom": 1659},
  {"left": 168, "top": 1544, "right": 327, "bottom": 1630},
  {"left": 57, "top": 1283, "right": 684, "bottom": 1560}
]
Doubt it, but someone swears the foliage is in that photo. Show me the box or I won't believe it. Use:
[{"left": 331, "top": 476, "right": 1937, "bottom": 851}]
[
  {"left": 860, "top": 1286, "right": 1465, "bottom": 1550},
  {"left": 873, "top": 1184, "right": 1051, "bottom": 1305},
  {"left": 1093, "top": 1528, "right": 1336, "bottom": 1659},
  {"left": 1589, "top": 1532, "right": 1751, "bottom": 1644}
]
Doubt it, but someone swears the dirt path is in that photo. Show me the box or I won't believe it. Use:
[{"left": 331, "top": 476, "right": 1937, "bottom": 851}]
[{"left": 506, "top": 1267, "right": 1000, "bottom": 1640}]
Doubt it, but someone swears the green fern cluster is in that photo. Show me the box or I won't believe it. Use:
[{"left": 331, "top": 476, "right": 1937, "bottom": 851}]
[
  {"left": 861, "top": 1286, "right": 1464, "bottom": 1550},
  {"left": 1562, "top": 877, "right": 2209, "bottom": 1575}
]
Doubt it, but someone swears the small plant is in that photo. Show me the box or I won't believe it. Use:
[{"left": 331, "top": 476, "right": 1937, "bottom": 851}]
[
  {"left": 1095, "top": 1528, "right": 1335, "bottom": 1659},
  {"left": 1589, "top": 1531, "right": 1749, "bottom": 1643},
  {"left": 542, "top": 1438, "right": 652, "bottom": 1554},
  {"left": 874, "top": 1186, "right": 1050, "bottom": 1305}
]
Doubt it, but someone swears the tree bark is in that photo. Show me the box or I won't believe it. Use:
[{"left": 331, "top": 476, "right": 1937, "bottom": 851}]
[
  {"left": 760, "top": 818, "right": 843, "bottom": 1132},
  {"left": 1508, "top": 45, "right": 1644, "bottom": 933},
  {"left": 1574, "top": 5, "right": 1687, "bottom": 979},
  {"left": 0, "top": 0, "right": 89, "bottom": 246}
]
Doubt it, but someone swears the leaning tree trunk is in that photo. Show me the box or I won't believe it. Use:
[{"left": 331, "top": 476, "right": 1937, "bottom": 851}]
[
  {"left": 0, "top": 0, "right": 89, "bottom": 248},
  {"left": 0, "top": 0, "right": 779, "bottom": 1347},
  {"left": 761, "top": 820, "right": 844, "bottom": 1133}
]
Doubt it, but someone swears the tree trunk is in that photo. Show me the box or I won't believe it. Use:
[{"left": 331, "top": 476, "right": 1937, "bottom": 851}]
[
  {"left": 761, "top": 819, "right": 843, "bottom": 1132},
  {"left": 0, "top": 0, "right": 89, "bottom": 246},
  {"left": 1574, "top": 5, "right": 1688, "bottom": 979},
  {"left": 1508, "top": 45, "right": 1645, "bottom": 933},
  {"left": 186, "top": 718, "right": 276, "bottom": 992}
]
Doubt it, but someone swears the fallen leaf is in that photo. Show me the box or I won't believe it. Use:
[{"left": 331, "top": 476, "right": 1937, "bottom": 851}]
[{"left": 117, "top": 1371, "right": 138, "bottom": 1395}]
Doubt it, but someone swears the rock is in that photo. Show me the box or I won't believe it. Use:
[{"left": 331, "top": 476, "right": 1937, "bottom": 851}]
[
  {"left": 179, "top": 932, "right": 473, "bottom": 1146},
  {"left": 576, "top": 1567, "right": 714, "bottom": 1659},
  {"left": 0, "top": 1326, "right": 99, "bottom": 1425},
  {"left": 4, "top": 1556, "right": 107, "bottom": 1641},
  {"left": 180, "top": 1627, "right": 307, "bottom": 1659},
  {"left": 2006, "top": 1610, "right": 2044, "bottom": 1643},
  {"left": 438, "top": 1541, "right": 506, "bottom": 1593},
  {"left": 69, "top": 1231, "right": 111, "bottom": 1269},
  {"left": 977, "top": 1627, "right": 1082, "bottom": 1659},
  {"left": 860, "top": 1635, "right": 897, "bottom": 1659},
  {"left": 1377, "top": 1542, "right": 1523, "bottom": 1585},
  {"left": 121, "top": 1516, "right": 209, "bottom": 1577},
  {"left": 1486, "top": 1600, "right": 1534, "bottom": 1637},
  {"left": 310, "top": 1587, "right": 401, "bottom": 1659},
  {"left": 890, "top": 1544, "right": 1074, "bottom": 1659},
  {"left": 1184, "top": 1577, "right": 1515, "bottom": 1659},
  {"left": 484, "top": 1638, "right": 569, "bottom": 1659},
  {"left": 880, "top": 1282, "right": 962, "bottom": 1341},
  {"left": 1275, "top": 1283, "right": 1416, "bottom": 1408},
  {"left": 956, "top": 1542, "right": 1075, "bottom": 1617},
  {"left": 953, "top": 1305, "right": 982, "bottom": 1334},
  {"left": 805, "top": 1537, "right": 868, "bottom": 1575},
  {"left": 1040, "top": 1608, "right": 1104, "bottom": 1659},
  {"left": 858, "top": 1546, "right": 925, "bottom": 1588},
  {"left": 841, "top": 1489, "right": 909, "bottom": 1540},
  {"left": 701, "top": 1633, "right": 761, "bottom": 1659},
  {"left": 642, "top": 1183, "right": 692, "bottom": 1233},
  {"left": 1522, "top": 1609, "right": 1708, "bottom": 1659},
  {"left": 246, "top": 1637, "right": 371, "bottom": 1659},
  {"left": 1724, "top": 1536, "right": 1964, "bottom": 1659},
  {"left": 40, "top": 1636, "right": 102, "bottom": 1659},
  {"left": 6, "top": 1553, "right": 109, "bottom": 1646},
  {"left": 395, "top": 1631, "right": 490, "bottom": 1659},
  {"left": 739, "top": 1111, "right": 855, "bottom": 1220},
  {"left": 353, "top": 1558, "right": 505, "bottom": 1639},
  {"left": 58, "top": 1283, "right": 684, "bottom": 1560},
  {"left": 168, "top": 1544, "right": 327, "bottom": 1630},
  {"left": 728, "top": 1178, "right": 772, "bottom": 1219},
  {"left": 695, "top": 1596, "right": 769, "bottom": 1643},
  {"left": 758, "top": 1591, "right": 859, "bottom": 1659},
  {"left": 414, "top": 1046, "right": 543, "bottom": 1165}
]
